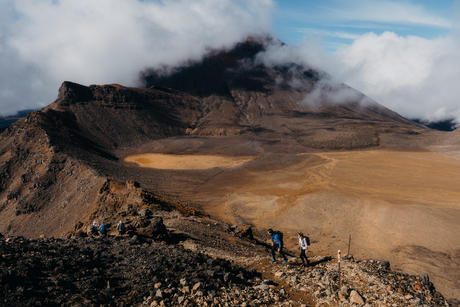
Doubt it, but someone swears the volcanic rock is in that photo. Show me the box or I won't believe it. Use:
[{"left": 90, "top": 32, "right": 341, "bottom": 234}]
[
  {"left": 349, "top": 290, "right": 364, "bottom": 304},
  {"left": 0, "top": 233, "right": 293, "bottom": 307}
]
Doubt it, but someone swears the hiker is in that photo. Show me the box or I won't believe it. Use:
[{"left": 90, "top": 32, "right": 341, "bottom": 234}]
[
  {"left": 267, "top": 228, "right": 288, "bottom": 263},
  {"left": 117, "top": 220, "right": 126, "bottom": 236},
  {"left": 90, "top": 220, "right": 99, "bottom": 237},
  {"left": 100, "top": 222, "right": 107, "bottom": 237},
  {"left": 298, "top": 232, "right": 310, "bottom": 267}
]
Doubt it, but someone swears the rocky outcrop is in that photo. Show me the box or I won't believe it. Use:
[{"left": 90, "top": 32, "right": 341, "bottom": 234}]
[
  {"left": 0, "top": 235, "right": 291, "bottom": 307},
  {"left": 253, "top": 255, "right": 458, "bottom": 307},
  {"left": 57, "top": 81, "right": 94, "bottom": 104},
  {"left": 47, "top": 82, "right": 203, "bottom": 149}
]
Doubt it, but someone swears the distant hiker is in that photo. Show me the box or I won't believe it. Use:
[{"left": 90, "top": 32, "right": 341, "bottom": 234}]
[
  {"left": 267, "top": 228, "right": 288, "bottom": 263},
  {"left": 90, "top": 221, "right": 99, "bottom": 236},
  {"left": 298, "top": 232, "right": 310, "bottom": 267},
  {"left": 100, "top": 223, "right": 107, "bottom": 237},
  {"left": 117, "top": 220, "right": 126, "bottom": 236}
]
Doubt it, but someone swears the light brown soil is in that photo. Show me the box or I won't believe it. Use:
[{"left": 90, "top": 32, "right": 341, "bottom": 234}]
[
  {"left": 124, "top": 149, "right": 460, "bottom": 299},
  {"left": 125, "top": 153, "right": 254, "bottom": 169}
]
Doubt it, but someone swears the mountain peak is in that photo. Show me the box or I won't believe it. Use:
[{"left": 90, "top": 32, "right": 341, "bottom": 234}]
[
  {"left": 57, "top": 81, "right": 94, "bottom": 103},
  {"left": 140, "top": 37, "right": 275, "bottom": 97}
]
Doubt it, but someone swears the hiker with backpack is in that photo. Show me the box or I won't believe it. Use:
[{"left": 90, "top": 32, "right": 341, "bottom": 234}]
[
  {"left": 267, "top": 228, "right": 288, "bottom": 263},
  {"left": 100, "top": 222, "right": 107, "bottom": 237},
  {"left": 90, "top": 220, "right": 99, "bottom": 237},
  {"left": 117, "top": 220, "right": 126, "bottom": 236},
  {"left": 298, "top": 232, "right": 310, "bottom": 267}
]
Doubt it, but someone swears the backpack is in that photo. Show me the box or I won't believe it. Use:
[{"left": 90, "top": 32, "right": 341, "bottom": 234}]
[
  {"left": 100, "top": 224, "right": 106, "bottom": 234},
  {"left": 275, "top": 231, "right": 283, "bottom": 242},
  {"left": 90, "top": 224, "right": 98, "bottom": 233},
  {"left": 305, "top": 236, "right": 310, "bottom": 246}
]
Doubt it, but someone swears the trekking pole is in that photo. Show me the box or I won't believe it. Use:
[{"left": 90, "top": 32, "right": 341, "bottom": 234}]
[
  {"left": 338, "top": 250, "right": 341, "bottom": 293},
  {"left": 347, "top": 234, "right": 351, "bottom": 255}
]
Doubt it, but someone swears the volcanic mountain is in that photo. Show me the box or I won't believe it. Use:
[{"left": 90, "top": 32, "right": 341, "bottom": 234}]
[{"left": 1, "top": 38, "right": 460, "bottom": 299}]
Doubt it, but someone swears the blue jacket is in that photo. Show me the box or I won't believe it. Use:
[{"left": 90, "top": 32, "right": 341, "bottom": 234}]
[{"left": 270, "top": 232, "right": 283, "bottom": 248}]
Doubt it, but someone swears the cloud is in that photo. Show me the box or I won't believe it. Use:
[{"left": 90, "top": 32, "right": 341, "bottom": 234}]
[
  {"left": 0, "top": 0, "right": 274, "bottom": 116},
  {"left": 332, "top": 31, "right": 460, "bottom": 125},
  {"left": 266, "top": 0, "right": 460, "bottom": 126},
  {"left": 256, "top": 30, "right": 460, "bottom": 126},
  {"left": 2, "top": 0, "right": 459, "bottom": 128}
]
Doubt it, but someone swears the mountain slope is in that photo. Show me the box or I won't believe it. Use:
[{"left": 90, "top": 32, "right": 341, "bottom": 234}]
[
  {"left": 140, "top": 39, "right": 426, "bottom": 153},
  {"left": 0, "top": 39, "right": 430, "bottom": 237},
  {"left": 2, "top": 38, "right": 460, "bottom": 299},
  {"left": 0, "top": 81, "right": 204, "bottom": 237}
]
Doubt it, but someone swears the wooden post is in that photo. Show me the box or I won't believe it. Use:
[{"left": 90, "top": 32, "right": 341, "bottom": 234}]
[
  {"left": 338, "top": 250, "right": 341, "bottom": 292},
  {"left": 348, "top": 234, "right": 352, "bottom": 255}
]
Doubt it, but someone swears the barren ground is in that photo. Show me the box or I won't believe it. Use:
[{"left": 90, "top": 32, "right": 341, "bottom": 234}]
[
  {"left": 124, "top": 148, "right": 460, "bottom": 299},
  {"left": 126, "top": 154, "right": 254, "bottom": 170}
]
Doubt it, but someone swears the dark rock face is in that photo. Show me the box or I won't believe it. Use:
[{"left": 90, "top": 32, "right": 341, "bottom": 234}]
[
  {"left": 49, "top": 82, "right": 203, "bottom": 149},
  {"left": 141, "top": 39, "right": 267, "bottom": 98},
  {"left": 57, "top": 81, "right": 94, "bottom": 104}
]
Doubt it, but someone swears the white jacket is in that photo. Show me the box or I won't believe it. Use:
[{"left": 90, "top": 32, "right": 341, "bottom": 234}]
[{"left": 299, "top": 236, "right": 308, "bottom": 250}]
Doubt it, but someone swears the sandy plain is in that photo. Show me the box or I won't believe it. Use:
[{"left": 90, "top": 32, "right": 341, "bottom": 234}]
[
  {"left": 125, "top": 149, "right": 460, "bottom": 298},
  {"left": 125, "top": 153, "right": 254, "bottom": 170}
]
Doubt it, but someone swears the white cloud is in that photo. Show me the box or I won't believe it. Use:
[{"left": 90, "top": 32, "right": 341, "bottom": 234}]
[
  {"left": 332, "top": 31, "right": 460, "bottom": 123},
  {"left": 1, "top": 0, "right": 459, "bottom": 127},
  {"left": 0, "top": 0, "right": 274, "bottom": 116},
  {"left": 257, "top": 30, "right": 460, "bottom": 125}
]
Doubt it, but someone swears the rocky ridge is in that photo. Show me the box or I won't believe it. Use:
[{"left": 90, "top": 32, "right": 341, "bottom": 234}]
[
  {"left": 244, "top": 255, "right": 459, "bottom": 307},
  {"left": 1, "top": 206, "right": 458, "bottom": 307},
  {"left": 0, "top": 234, "right": 281, "bottom": 307}
]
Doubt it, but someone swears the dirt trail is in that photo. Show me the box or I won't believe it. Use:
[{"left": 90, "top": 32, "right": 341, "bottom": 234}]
[{"left": 247, "top": 258, "right": 316, "bottom": 306}]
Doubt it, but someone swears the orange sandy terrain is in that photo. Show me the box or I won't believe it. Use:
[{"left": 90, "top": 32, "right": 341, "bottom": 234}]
[
  {"left": 125, "top": 149, "right": 460, "bottom": 298},
  {"left": 125, "top": 153, "right": 254, "bottom": 170}
]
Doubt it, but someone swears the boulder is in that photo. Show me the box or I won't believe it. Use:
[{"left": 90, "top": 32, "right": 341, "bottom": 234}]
[
  {"left": 132, "top": 217, "right": 151, "bottom": 228},
  {"left": 349, "top": 290, "right": 364, "bottom": 304},
  {"left": 232, "top": 224, "right": 254, "bottom": 239},
  {"left": 126, "top": 180, "right": 140, "bottom": 189},
  {"left": 255, "top": 284, "right": 270, "bottom": 291},
  {"left": 135, "top": 216, "right": 169, "bottom": 241},
  {"left": 139, "top": 208, "right": 153, "bottom": 218},
  {"left": 378, "top": 260, "right": 390, "bottom": 269}
]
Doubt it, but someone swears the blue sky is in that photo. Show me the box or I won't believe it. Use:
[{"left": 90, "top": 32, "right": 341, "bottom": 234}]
[
  {"left": 0, "top": 0, "right": 459, "bottom": 125},
  {"left": 273, "top": 0, "right": 456, "bottom": 50}
]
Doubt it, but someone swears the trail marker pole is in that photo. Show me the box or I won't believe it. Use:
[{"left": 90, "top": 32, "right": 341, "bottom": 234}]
[
  {"left": 348, "top": 234, "right": 351, "bottom": 255},
  {"left": 338, "top": 250, "right": 341, "bottom": 292}
]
